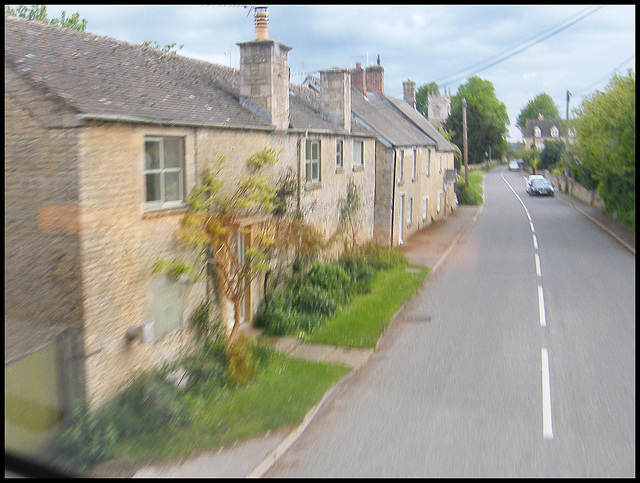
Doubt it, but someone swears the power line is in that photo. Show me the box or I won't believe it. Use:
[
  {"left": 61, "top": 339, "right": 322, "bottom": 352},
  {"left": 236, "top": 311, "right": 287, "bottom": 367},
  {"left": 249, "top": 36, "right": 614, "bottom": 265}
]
[
  {"left": 571, "top": 54, "right": 635, "bottom": 96},
  {"left": 435, "top": 5, "right": 604, "bottom": 87}
]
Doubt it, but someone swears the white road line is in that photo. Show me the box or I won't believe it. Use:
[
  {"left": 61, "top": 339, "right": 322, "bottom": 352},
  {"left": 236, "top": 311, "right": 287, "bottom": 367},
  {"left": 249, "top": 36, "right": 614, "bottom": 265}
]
[
  {"left": 535, "top": 254, "right": 541, "bottom": 277},
  {"left": 538, "top": 285, "right": 546, "bottom": 327},
  {"left": 541, "top": 348, "right": 554, "bottom": 440},
  {"left": 530, "top": 221, "right": 535, "bottom": 233},
  {"left": 533, "top": 234, "right": 538, "bottom": 250}
]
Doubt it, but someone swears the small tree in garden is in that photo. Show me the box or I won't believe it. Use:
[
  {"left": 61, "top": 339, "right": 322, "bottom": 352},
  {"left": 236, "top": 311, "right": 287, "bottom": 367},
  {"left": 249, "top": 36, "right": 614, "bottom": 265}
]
[
  {"left": 156, "top": 149, "right": 280, "bottom": 345},
  {"left": 332, "top": 178, "right": 362, "bottom": 251}
]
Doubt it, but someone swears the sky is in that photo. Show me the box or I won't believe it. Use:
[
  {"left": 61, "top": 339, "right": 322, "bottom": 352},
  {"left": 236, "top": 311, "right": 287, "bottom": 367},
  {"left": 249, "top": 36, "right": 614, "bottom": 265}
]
[{"left": 35, "top": 4, "right": 636, "bottom": 142}]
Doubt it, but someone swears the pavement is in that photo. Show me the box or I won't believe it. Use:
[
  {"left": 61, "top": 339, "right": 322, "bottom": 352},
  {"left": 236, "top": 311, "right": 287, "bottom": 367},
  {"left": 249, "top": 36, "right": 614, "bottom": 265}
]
[{"left": 97, "top": 188, "right": 633, "bottom": 478}]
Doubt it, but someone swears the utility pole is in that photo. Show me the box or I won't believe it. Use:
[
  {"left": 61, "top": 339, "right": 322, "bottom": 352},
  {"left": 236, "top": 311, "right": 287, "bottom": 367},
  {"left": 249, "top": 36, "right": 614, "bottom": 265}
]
[
  {"left": 463, "top": 98, "right": 468, "bottom": 186},
  {"left": 566, "top": 90, "right": 571, "bottom": 120}
]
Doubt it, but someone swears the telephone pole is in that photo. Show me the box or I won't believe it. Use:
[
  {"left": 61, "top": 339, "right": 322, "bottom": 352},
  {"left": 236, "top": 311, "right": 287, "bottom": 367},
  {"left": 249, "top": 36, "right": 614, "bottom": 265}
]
[{"left": 463, "top": 98, "right": 468, "bottom": 186}]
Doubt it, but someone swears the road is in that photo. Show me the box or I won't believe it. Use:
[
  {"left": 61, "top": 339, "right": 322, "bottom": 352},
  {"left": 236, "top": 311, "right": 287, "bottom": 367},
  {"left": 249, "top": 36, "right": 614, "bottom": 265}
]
[{"left": 265, "top": 167, "right": 635, "bottom": 477}]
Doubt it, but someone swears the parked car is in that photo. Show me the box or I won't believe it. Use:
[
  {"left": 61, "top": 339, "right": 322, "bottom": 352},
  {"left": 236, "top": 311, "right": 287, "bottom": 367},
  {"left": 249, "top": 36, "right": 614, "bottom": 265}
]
[
  {"left": 508, "top": 160, "right": 519, "bottom": 171},
  {"left": 527, "top": 177, "right": 555, "bottom": 196}
]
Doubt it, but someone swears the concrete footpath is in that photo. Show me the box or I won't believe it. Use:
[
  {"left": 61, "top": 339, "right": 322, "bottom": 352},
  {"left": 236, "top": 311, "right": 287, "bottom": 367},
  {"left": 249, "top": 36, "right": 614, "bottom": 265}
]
[{"left": 98, "top": 192, "right": 632, "bottom": 478}]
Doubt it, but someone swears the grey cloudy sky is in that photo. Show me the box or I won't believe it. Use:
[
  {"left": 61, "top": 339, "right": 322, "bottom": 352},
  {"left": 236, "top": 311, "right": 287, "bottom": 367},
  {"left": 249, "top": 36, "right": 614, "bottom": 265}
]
[{"left": 40, "top": 4, "right": 636, "bottom": 142}]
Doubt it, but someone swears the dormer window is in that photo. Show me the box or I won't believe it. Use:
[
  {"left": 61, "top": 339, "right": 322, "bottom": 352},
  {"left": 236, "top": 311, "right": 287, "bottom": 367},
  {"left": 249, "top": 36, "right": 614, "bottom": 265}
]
[
  {"left": 551, "top": 126, "right": 559, "bottom": 137},
  {"left": 534, "top": 126, "right": 542, "bottom": 138}
]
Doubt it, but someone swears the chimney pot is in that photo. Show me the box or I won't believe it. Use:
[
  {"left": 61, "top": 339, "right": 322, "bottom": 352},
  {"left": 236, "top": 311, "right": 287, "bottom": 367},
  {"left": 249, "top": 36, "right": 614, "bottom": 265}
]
[{"left": 254, "top": 6, "right": 269, "bottom": 40}]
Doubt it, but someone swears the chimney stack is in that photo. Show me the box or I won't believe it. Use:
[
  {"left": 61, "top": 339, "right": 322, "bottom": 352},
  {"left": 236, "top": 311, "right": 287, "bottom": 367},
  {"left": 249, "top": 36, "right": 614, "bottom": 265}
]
[
  {"left": 403, "top": 80, "right": 416, "bottom": 109},
  {"left": 254, "top": 5, "right": 269, "bottom": 40},
  {"left": 320, "top": 68, "right": 352, "bottom": 131},
  {"left": 237, "top": 6, "right": 291, "bottom": 129},
  {"left": 351, "top": 62, "right": 367, "bottom": 96},
  {"left": 365, "top": 61, "right": 384, "bottom": 96}
]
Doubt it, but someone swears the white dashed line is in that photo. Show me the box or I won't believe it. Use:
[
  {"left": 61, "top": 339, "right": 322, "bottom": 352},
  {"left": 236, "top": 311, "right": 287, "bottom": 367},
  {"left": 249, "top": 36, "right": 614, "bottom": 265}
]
[
  {"left": 541, "top": 348, "right": 554, "bottom": 440},
  {"left": 537, "top": 285, "right": 546, "bottom": 327}
]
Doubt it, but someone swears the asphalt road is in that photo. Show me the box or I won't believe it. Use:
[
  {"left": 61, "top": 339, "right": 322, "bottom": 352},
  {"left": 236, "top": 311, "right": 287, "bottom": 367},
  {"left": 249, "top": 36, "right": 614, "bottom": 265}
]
[{"left": 265, "top": 167, "right": 635, "bottom": 477}]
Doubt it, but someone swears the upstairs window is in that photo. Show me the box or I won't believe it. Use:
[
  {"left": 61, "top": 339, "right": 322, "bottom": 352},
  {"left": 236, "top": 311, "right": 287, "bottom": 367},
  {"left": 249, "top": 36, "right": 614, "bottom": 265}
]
[
  {"left": 353, "top": 139, "right": 364, "bottom": 168},
  {"left": 145, "top": 136, "right": 185, "bottom": 207},
  {"left": 398, "top": 150, "right": 404, "bottom": 184},
  {"left": 551, "top": 126, "right": 560, "bottom": 137},
  {"left": 426, "top": 149, "right": 431, "bottom": 176},
  {"left": 534, "top": 126, "right": 542, "bottom": 138},
  {"left": 336, "top": 139, "right": 344, "bottom": 169},
  {"left": 306, "top": 139, "right": 321, "bottom": 183},
  {"left": 412, "top": 149, "right": 417, "bottom": 180}
]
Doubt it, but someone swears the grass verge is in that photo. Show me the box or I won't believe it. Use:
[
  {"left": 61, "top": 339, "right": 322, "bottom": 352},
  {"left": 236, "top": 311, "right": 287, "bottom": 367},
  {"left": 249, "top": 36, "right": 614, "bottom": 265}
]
[
  {"left": 304, "top": 264, "right": 429, "bottom": 348},
  {"left": 111, "top": 351, "right": 350, "bottom": 464}
]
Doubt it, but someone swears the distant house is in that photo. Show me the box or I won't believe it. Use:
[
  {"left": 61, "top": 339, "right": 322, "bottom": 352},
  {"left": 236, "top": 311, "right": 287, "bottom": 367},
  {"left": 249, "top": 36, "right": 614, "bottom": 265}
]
[{"left": 524, "top": 116, "right": 575, "bottom": 150}]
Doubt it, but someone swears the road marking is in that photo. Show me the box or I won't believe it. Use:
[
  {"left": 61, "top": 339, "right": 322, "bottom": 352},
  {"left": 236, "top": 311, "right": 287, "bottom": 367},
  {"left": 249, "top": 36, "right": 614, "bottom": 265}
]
[
  {"left": 538, "top": 285, "right": 546, "bottom": 327},
  {"left": 530, "top": 221, "right": 535, "bottom": 233},
  {"left": 533, "top": 234, "right": 538, "bottom": 250},
  {"left": 541, "top": 348, "right": 554, "bottom": 440},
  {"left": 535, "top": 254, "right": 541, "bottom": 277}
]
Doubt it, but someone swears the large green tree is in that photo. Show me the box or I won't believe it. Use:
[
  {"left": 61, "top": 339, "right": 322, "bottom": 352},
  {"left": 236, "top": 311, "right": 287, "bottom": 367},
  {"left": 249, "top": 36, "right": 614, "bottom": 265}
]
[
  {"left": 572, "top": 69, "right": 635, "bottom": 228},
  {"left": 5, "top": 4, "right": 87, "bottom": 30},
  {"left": 516, "top": 93, "right": 561, "bottom": 135},
  {"left": 444, "top": 76, "right": 509, "bottom": 163}
]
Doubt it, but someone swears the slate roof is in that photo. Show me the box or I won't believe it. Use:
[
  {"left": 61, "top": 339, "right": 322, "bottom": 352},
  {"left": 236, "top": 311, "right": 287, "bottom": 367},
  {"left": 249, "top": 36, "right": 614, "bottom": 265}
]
[
  {"left": 5, "top": 14, "right": 368, "bottom": 136},
  {"left": 385, "top": 96, "right": 456, "bottom": 152},
  {"left": 351, "top": 89, "right": 437, "bottom": 148},
  {"left": 524, "top": 118, "right": 568, "bottom": 138}
]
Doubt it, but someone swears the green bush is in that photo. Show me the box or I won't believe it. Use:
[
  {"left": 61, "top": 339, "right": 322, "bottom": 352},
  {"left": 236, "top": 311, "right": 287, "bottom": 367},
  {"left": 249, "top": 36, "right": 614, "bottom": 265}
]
[
  {"left": 58, "top": 402, "right": 118, "bottom": 470},
  {"left": 226, "top": 334, "right": 259, "bottom": 384}
]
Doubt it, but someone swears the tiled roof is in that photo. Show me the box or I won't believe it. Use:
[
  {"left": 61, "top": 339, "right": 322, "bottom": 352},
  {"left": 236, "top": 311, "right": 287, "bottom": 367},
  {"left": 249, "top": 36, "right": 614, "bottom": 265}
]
[
  {"left": 4, "top": 14, "right": 358, "bottom": 135},
  {"left": 351, "top": 89, "right": 437, "bottom": 148},
  {"left": 385, "top": 96, "right": 456, "bottom": 152},
  {"left": 524, "top": 119, "right": 568, "bottom": 138}
]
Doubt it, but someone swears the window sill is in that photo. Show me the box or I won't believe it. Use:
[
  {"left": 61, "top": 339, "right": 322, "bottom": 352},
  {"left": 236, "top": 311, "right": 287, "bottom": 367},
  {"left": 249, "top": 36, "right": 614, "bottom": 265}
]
[
  {"left": 352, "top": 165, "right": 364, "bottom": 172},
  {"left": 335, "top": 167, "right": 344, "bottom": 174},
  {"left": 143, "top": 202, "right": 188, "bottom": 218},
  {"left": 305, "top": 182, "right": 323, "bottom": 191}
]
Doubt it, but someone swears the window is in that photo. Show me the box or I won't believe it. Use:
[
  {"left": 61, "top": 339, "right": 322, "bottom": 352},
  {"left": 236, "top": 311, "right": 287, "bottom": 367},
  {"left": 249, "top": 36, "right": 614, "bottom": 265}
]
[
  {"left": 336, "top": 139, "right": 344, "bottom": 169},
  {"left": 422, "top": 195, "right": 428, "bottom": 220},
  {"left": 426, "top": 149, "right": 431, "bottom": 176},
  {"left": 353, "top": 139, "right": 364, "bottom": 168},
  {"left": 306, "top": 139, "right": 321, "bottom": 183},
  {"left": 145, "top": 136, "right": 185, "bottom": 206},
  {"left": 398, "top": 150, "right": 404, "bottom": 184},
  {"left": 412, "top": 149, "right": 417, "bottom": 180},
  {"left": 534, "top": 126, "right": 542, "bottom": 138},
  {"left": 407, "top": 196, "right": 413, "bottom": 226},
  {"left": 437, "top": 190, "right": 443, "bottom": 213},
  {"left": 551, "top": 126, "right": 560, "bottom": 137}
]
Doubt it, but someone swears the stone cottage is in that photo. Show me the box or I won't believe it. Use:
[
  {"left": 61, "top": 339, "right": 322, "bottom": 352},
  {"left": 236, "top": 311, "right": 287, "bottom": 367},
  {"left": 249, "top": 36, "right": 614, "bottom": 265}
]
[{"left": 5, "top": 8, "right": 377, "bottom": 457}]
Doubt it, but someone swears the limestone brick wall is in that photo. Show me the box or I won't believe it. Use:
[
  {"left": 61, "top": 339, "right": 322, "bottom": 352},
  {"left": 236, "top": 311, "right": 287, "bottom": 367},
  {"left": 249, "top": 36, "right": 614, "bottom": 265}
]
[
  {"left": 5, "top": 72, "right": 84, "bottom": 342},
  {"left": 373, "top": 142, "right": 394, "bottom": 246},
  {"left": 77, "top": 122, "right": 205, "bottom": 406}
]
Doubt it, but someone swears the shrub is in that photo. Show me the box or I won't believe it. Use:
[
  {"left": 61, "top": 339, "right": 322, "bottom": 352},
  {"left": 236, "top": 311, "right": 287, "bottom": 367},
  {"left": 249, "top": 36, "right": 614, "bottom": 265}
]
[
  {"left": 225, "top": 334, "right": 259, "bottom": 384},
  {"left": 58, "top": 402, "right": 118, "bottom": 470},
  {"left": 358, "top": 241, "right": 407, "bottom": 270},
  {"left": 306, "top": 262, "right": 352, "bottom": 305}
]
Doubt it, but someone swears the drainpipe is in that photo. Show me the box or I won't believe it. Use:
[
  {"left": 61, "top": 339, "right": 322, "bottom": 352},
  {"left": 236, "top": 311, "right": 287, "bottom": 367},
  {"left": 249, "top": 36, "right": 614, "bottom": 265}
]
[
  {"left": 390, "top": 149, "right": 397, "bottom": 248},
  {"left": 297, "top": 130, "right": 307, "bottom": 216}
]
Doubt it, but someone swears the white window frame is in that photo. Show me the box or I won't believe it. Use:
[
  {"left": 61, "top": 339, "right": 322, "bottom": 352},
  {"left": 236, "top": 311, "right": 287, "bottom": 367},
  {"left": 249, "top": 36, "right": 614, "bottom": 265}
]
[
  {"left": 412, "top": 148, "right": 417, "bottom": 180},
  {"left": 398, "top": 150, "right": 404, "bottom": 184},
  {"left": 306, "top": 139, "right": 321, "bottom": 183},
  {"left": 426, "top": 148, "right": 431, "bottom": 176},
  {"left": 551, "top": 126, "right": 560, "bottom": 137},
  {"left": 534, "top": 126, "right": 542, "bottom": 138},
  {"left": 422, "top": 195, "right": 428, "bottom": 220},
  {"left": 407, "top": 196, "right": 413, "bottom": 226},
  {"left": 144, "top": 136, "right": 185, "bottom": 208},
  {"left": 336, "top": 139, "right": 344, "bottom": 169},
  {"left": 353, "top": 139, "right": 364, "bottom": 169},
  {"left": 437, "top": 190, "right": 443, "bottom": 213}
]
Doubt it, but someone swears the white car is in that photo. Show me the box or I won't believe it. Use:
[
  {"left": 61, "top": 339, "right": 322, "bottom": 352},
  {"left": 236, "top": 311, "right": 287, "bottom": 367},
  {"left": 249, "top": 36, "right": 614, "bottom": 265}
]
[{"left": 508, "top": 160, "right": 519, "bottom": 171}]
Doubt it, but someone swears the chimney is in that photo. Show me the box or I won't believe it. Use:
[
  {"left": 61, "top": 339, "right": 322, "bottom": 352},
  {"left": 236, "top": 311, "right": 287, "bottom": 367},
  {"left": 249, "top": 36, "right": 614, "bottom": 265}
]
[
  {"left": 403, "top": 80, "right": 416, "bottom": 109},
  {"left": 254, "top": 5, "right": 269, "bottom": 40},
  {"left": 320, "top": 68, "right": 351, "bottom": 131},
  {"left": 351, "top": 62, "right": 367, "bottom": 96},
  {"left": 365, "top": 61, "right": 384, "bottom": 96},
  {"left": 237, "top": 6, "right": 291, "bottom": 129}
]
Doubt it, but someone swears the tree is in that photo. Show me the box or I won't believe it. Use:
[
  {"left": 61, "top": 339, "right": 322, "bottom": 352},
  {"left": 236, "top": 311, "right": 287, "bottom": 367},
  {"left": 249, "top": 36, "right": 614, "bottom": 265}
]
[
  {"left": 5, "top": 4, "right": 87, "bottom": 31},
  {"left": 516, "top": 93, "right": 561, "bottom": 135},
  {"left": 539, "top": 139, "right": 565, "bottom": 170},
  {"left": 572, "top": 69, "right": 635, "bottom": 228},
  {"left": 416, "top": 82, "right": 439, "bottom": 119},
  {"left": 446, "top": 76, "right": 510, "bottom": 163},
  {"left": 444, "top": 100, "right": 503, "bottom": 165}
]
